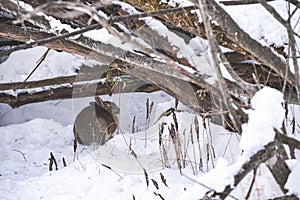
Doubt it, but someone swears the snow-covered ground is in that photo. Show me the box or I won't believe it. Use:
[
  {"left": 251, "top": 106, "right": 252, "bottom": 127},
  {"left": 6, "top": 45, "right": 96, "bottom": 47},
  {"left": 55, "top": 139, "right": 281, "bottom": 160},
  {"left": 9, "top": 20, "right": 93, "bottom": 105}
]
[
  {"left": 1, "top": 84, "right": 299, "bottom": 199},
  {"left": 0, "top": 0, "right": 300, "bottom": 199}
]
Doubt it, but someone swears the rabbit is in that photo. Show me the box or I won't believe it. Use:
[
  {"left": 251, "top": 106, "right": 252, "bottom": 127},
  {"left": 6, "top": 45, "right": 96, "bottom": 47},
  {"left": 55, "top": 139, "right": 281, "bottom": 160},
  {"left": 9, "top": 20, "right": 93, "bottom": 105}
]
[{"left": 73, "top": 96, "right": 119, "bottom": 145}]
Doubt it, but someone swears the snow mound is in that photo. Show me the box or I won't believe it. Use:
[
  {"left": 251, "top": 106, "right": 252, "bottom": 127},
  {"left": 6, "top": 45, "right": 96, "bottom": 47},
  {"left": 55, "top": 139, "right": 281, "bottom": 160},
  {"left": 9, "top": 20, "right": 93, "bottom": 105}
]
[{"left": 240, "top": 86, "right": 285, "bottom": 154}]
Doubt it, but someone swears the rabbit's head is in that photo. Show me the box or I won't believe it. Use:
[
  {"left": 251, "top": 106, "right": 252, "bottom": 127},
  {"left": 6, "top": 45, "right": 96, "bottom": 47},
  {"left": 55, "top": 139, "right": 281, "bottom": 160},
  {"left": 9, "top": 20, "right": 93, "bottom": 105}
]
[
  {"left": 94, "top": 96, "right": 120, "bottom": 116},
  {"left": 73, "top": 96, "right": 119, "bottom": 146}
]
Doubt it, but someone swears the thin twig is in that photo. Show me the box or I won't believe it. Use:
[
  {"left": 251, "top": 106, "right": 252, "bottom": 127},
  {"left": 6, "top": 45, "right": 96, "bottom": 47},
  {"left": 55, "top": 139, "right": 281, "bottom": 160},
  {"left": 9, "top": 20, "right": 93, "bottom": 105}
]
[
  {"left": 12, "top": 149, "right": 27, "bottom": 161},
  {"left": 20, "top": 48, "right": 50, "bottom": 86},
  {"left": 182, "top": 173, "right": 239, "bottom": 200},
  {"left": 245, "top": 168, "right": 257, "bottom": 199}
]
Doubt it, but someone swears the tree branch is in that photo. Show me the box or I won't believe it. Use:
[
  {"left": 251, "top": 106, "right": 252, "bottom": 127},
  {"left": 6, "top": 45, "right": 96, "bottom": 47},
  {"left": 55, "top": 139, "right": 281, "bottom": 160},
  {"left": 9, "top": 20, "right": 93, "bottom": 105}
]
[
  {"left": 220, "top": 0, "right": 299, "bottom": 8},
  {"left": 0, "top": 75, "right": 159, "bottom": 108},
  {"left": 189, "top": 0, "right": 296, "bottom": 88},
  {"left": 0, "top": 0, "right": 51, "bottom": 30},
  {"left": 214, "top": 141, "right": 277, "bottom": 199},
  {"left": 275, "top": 131, "right": 300, "bottom": 150},
  {"left": 258, "top": 0, "right": 300, "bottom": 101},
  {"left": 198, "top": 0, "right": 244, "bottom": 132}
]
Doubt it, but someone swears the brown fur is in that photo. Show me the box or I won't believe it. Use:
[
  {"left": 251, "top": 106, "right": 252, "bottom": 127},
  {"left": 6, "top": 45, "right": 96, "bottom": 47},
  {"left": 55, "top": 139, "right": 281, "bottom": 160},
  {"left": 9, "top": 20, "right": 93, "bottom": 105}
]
[{"left": 73, "top": 97, "right": 119, "bottom": 145}]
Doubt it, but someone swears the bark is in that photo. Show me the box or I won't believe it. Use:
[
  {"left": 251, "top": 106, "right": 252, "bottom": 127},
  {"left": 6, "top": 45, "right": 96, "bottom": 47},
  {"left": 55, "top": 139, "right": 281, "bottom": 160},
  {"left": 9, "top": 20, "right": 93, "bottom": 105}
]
[
  {"left": 271, "top": 195, "right": 299, "bottom": 200},
  {"left": 0, "top": 75, "right": 158, "bottom": 108},
  {"left": 0, "top": 0, "right": 51, "bottom": 30},
  {"left": 275, "top": 132, "right": 300, "bottom": 150},
  {"left": 0, "top": 24, "right": 213, "bottom": 113},
  {"left": 199, "top": 0, "right": 296, "bottom": 87},
  {"left": 214, "top": 142, "right": 278, "bottom": 199},
  {"left": 265, "top": 142, "right": 290, "bottom": 193},
  {"left": 0, "top": 0, "right": 298, "bottom": 128}
]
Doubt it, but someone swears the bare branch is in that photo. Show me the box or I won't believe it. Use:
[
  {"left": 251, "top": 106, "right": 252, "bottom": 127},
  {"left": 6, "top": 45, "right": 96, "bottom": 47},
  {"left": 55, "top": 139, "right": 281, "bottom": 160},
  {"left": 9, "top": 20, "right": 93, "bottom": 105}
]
[
  {"left": 198, "top": 0, "right": 242, "bottom": 132},
  {"left": 214, "top": 141, "right": 277, "bottom": 199},
  {"left": 0, "top": 75, "right": 158, "bottom": 108},
  {"left": 245, "top": 169, "right": 257, "bottom": 199},
  {"left": 220, "top": 0, "right": 299, "bottom": 8},
  {"left": 0, "top": 0, "right": 51, "bottom": 30},
  {"left": 110, "top": 5, "right": 197, "bottom": 23},
  {"left": 0, "top": 23, "right": 101, "bottom": 57},
  {"left": 270, "top": 194, "right": 299, "bottom": 200},
  {"left": 265, "top": 141, "right": 290, "bottom": 193},
  {"left": 220, "top": 0, "right": 275, "bottom": 6},
  {"left": 258, "top": 0, "right": 300, "bottom": 101},
  {"left": 275, "top": 131, "right": 300, "bottom": 150},
  {"left": 189, "top": 0, "right": 296, "bottom": 88}
]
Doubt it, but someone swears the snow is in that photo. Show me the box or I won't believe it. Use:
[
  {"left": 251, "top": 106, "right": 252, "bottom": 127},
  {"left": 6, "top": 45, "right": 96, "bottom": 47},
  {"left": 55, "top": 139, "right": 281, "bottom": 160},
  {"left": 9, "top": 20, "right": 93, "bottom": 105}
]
[
  {"left": 115, "top": 1, "right": 217, "bottom": 83},
  {"left": 218, "top": 1, "right": 298, "bottom": 48},
  {"left": 0, "top": 42, "right": 236, "bottom": 197},
  {"left": 240, "top": 87, "right": 285, "bottom": 155},
  {"left": 0, "top": 46, "right": 85, "bottom": 83},
  {"left": 217, "top": 1, "right": 300, "bottom": 73},
  {"left": 285, "top": 160, "right": 300, "bottom": 196},
  {"left": 0, "top": 100, "right": 74, "bottom": 126},
  {"left": 45, "top": 15, "right": 79, "bottom": 34},
  {"left": 0, "top": 74, "right": 297, "bottom": 199},
  {"left": 219, "top": 60, "right": 235, "bottom": 82},
  {"left": 161, "top": 0, "right": 194, "bottom": 7},
  {"left": 83, "top": 28, "right": 134, "bottom": 52},
  {"left": 190, "top": 157, "right": 234, "bottom": 193},
  {"left": 188, "top": 37, "right": 208, "bottom": 56},
  {"left": 11, "top": 0, "right": 33, "bottom": 12},
  {"left": 182, "top": 87, "right": 288, "bottom": 199},
  {"left": 143, "top": 17, "right": 217, "bottom": 82},
  {"left": 0, "top": 118, "right": 73, "bottom": 179},
  {"left": 1, "top": 85, "right": 292, "bottom": 199},
  {"left": 1, "top": 0, "right": 300, "bottom": 199},
  {"left": 0, "top": 91, "right": 225, "bottom": 199}
]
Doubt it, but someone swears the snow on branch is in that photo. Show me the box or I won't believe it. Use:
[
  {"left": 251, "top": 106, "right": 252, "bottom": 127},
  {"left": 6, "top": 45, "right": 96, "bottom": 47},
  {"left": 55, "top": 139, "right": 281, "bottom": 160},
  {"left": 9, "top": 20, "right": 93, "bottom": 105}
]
[
  {"left": 186, "top": 87, "right": 290, "bottom": 199},
  {"left": 1, "top": 0, "right": 299, "bottom": 133},
  {"left": 189, "top": 0, "right": 297, "bottom": 88}
]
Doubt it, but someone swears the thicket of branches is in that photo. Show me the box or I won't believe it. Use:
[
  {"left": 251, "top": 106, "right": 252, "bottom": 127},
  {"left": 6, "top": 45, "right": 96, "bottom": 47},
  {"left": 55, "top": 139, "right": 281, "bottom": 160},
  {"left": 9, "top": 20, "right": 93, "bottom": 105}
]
[{"left": 0, "top": 0, "right": 300, "bottom": 199}]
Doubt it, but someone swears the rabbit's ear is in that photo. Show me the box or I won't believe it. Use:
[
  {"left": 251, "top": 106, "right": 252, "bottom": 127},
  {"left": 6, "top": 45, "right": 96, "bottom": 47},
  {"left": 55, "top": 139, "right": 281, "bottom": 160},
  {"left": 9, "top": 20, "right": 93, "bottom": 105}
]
[{"left": 94, "top": 96, "right": 104, "bottom": 108}]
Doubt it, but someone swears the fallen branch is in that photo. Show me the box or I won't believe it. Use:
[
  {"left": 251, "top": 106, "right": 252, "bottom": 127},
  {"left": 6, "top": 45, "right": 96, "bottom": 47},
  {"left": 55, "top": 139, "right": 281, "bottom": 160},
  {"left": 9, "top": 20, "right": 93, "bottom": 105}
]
[
  {"left": 270, "top": 194, "right": 299, "bottom": 200},
  {"left": 0, "top": 75, "right": 159, "bottom": 108},
  {"left": 220, "top": 0, "right": 299, "bottom": 9},
  {"left": 265, "top": 141, "right": 290, "bottom": 193},
  {"left": 275, "top": 131, "right": 300, "bottom": 150},
  {"left": 188, "top": 0, "right": 296, "bottom": 88},
  {"left": 220, "top": 0, "right": 275, "bottom": 6},
  {"left": 0, "top": 65, "right": 110, "bottom": 90},
  {"left": 214, "top": 141, "right": 277, "bottom": 199}
]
